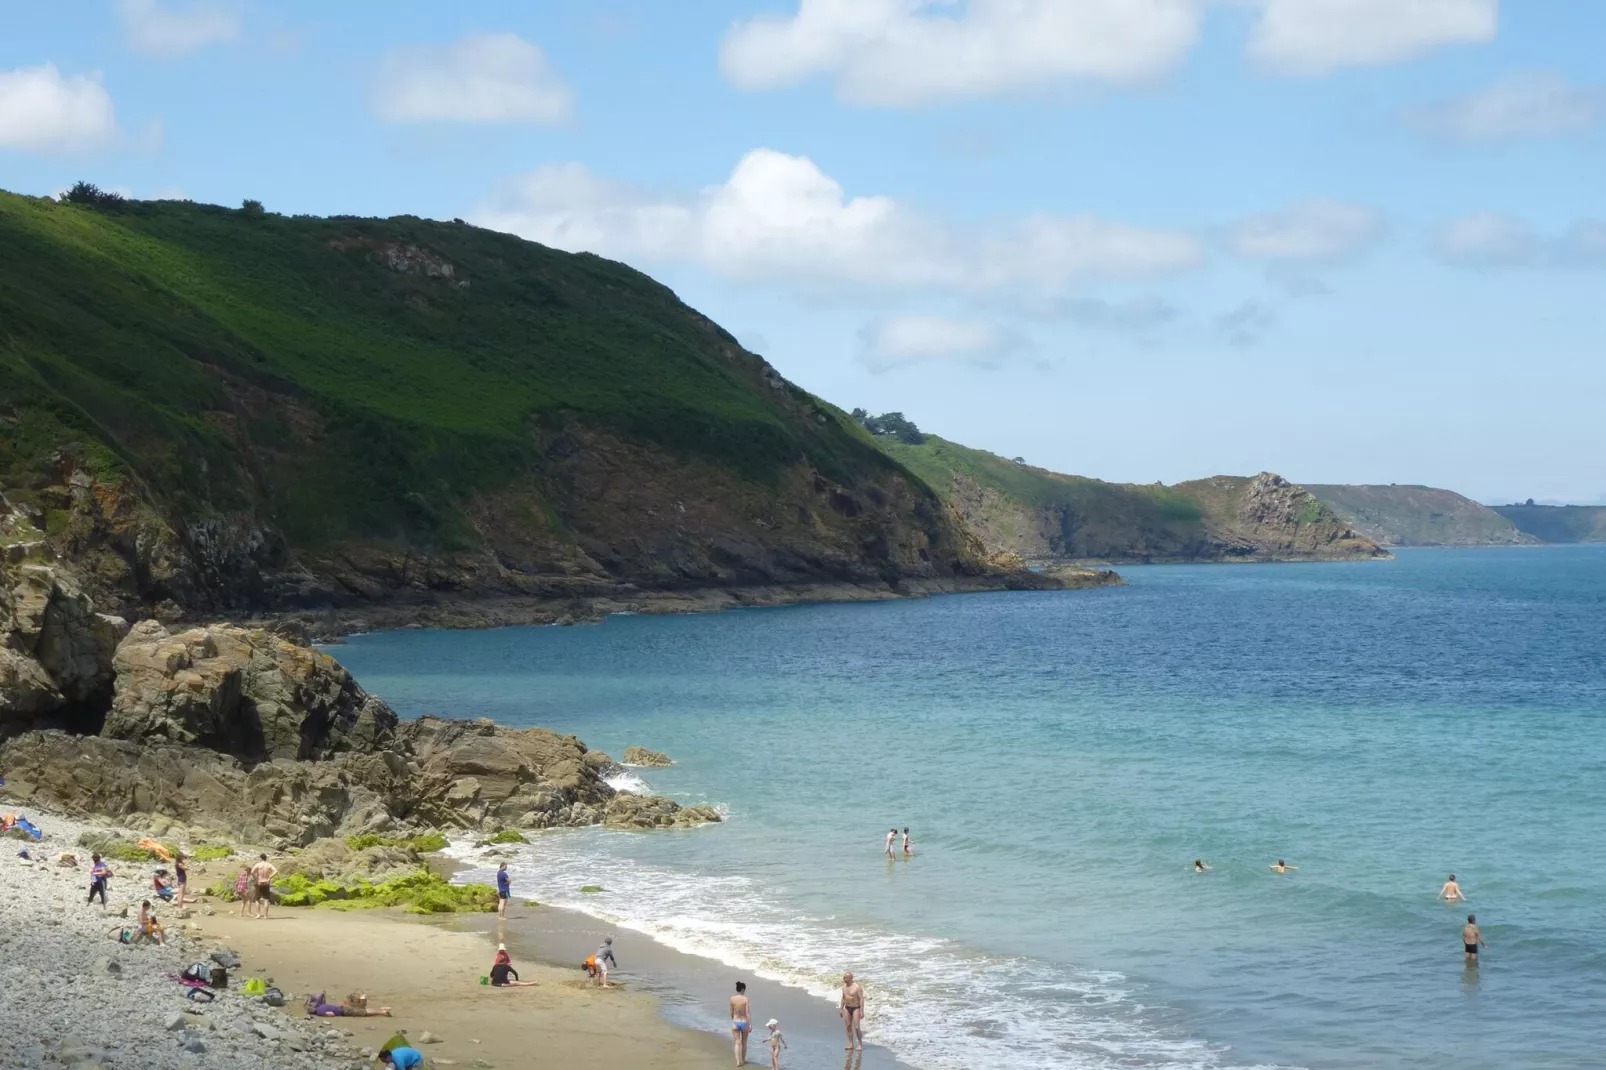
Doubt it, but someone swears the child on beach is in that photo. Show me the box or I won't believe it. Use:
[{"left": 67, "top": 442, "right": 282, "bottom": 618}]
[
  {"left": 766, "top": 1019, "right": 787, "bottom": 1069},
  {"left": 137, "top": 900, "right": 165, "bottom": 946},
  {"left": 233, "top": 865, "right": 252, "bottom": 916}
]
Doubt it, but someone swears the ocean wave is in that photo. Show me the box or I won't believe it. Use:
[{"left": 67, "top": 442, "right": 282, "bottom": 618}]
[
  {"left": 604, "top": 770, "right": 650, "bottom": 794},
  {"left": 448, "top": 832, "right": 1289, "bottom": 1070}
]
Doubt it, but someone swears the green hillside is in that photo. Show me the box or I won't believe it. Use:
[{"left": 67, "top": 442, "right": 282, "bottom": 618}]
[
  {"left": 1306, "top": 485, "right": 1535, "bottom": 546},
  {"left": 1492, "top": 504, "right": 1606, "bottom": 543},
  {"left": 0, "top": 190, "right": 988, "bottom": 615},
  {"left": 877, "top": 436, "right": 1385, "bottom": 562}
]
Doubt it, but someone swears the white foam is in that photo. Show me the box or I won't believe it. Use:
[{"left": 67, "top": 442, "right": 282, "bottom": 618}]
[
  {"left": 449, "top": 831, "right": 1293, "bottom": 1070},
  {"left": 604, "top": 771, "right": 650, "bottom": 794}
]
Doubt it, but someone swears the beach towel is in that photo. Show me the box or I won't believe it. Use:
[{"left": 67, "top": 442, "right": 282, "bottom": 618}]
[
  {"left": 12, "top": 816, "right": 42, "bottom": 840},
  {"left": 136, "top": 838, "right": 172, "bottom": 860}
]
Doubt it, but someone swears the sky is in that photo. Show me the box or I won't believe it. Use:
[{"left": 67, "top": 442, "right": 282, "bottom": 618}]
[{"left": 2, "top": 1, "right": 1602, "bottom": 504}]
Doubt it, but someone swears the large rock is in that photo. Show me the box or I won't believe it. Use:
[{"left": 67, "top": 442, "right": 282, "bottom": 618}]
[
  {"left": 103, "top": 621, "right": 397, "bottom": 760},
  {"left": 604, "top": 793, "right": 721, "bottom": 829},
  {"left": 0, "top": 561, "right": 128, "bottom": 732},
  {"left": 622, "top": 745, "right": 672, "bottom": 767}
]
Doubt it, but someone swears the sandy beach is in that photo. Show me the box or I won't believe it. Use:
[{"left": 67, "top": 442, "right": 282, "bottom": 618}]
[{"left": 184, "top": 861, "right": 732, "bottom": 1070}]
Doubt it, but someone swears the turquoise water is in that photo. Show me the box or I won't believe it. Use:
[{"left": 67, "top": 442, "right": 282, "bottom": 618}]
[{"left": 337, "top": 546, "right": 1606, "bottom": 1069}]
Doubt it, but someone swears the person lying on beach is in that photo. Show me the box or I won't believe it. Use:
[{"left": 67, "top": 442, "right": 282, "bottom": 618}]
[
  {"left": 137, "top": 900, "right": 165, "bottom": 946},
  {"left": 1194, "top": 859, "right": 1211, "bottom": 873},
  {"left": 152, "top": 869, "right": 175, "bottom": 902},
  {"left": 305, "top": 991, "right": 394, "bottom": 1017},
  {"left": 1270, "top": 859, "right": 1297, "bottom": 874},
  {"left": 378, "top": 1045, "right": 424, "bottom": 1069},
  {"left": 766, "top": 1018, "right": 787, "bottom": 1070},
  {"left": 1438, "top": 874, "right": 1465, "bottom": 902}
]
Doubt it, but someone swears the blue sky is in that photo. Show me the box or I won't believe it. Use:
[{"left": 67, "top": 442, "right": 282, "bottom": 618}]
[{"left": 3, "top": 1, "right": 1602, "bottom": 502}]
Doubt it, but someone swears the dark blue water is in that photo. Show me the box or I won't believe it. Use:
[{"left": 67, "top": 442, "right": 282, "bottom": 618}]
[{"left": 336, "top": 546, "right": 1606, "bottom": 1069}]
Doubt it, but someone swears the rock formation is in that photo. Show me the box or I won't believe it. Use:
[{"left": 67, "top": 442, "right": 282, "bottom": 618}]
[{"left": 622, "top": 746, "right": 673, "bottom": 767}]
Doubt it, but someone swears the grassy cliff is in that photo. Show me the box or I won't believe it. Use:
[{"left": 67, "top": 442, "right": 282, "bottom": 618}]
[
  {"left": 1491, "top": 504, "right": 1606, "bottom": 543},
  {"left": 0, "top": 191, "right": 991, "bottom": 616},
  {"left": 877, "top": 436, "right": 1385, "bottom": 562},
  {"left": 1306, "top": 485, "right": 1535, "bottom": 547}
]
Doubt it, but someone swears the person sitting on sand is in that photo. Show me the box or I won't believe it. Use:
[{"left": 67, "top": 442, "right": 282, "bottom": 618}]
[
  {"left": 730, "top": 981, "right": 752, "bottom": 1067},
  {"left": 766, "top": 1018, "right": 787, "bottom": 1069},
  {"left": 1270, "top": 859, "right": 1297, "bottom": 874},
  {"left": 378, "top": 1045, "right": 424, "bottom": 1069},
  {"left": 1194, "top": 859, "right": 1211, "bottom": 873},
  {"left": 152, "top": 868, "right": 175, "bottom": 902},
  {"left": 137, "top": 900, "right": 165, "bottom": 946},
  {"left": 1438, "top": 874, "right": 1465, "bottom": 902},
  {"left": 491, "top": 951, "right": 538, "bottom": 988}
]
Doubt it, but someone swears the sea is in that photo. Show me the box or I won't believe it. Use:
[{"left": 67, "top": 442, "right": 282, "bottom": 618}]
[{"left": 334, "top": 545, "right": 1606, "bottom": 1070}]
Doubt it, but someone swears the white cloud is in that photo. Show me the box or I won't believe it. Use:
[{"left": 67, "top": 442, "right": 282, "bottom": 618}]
[
  {"left": 115, "top": 0, "right": 239, "bottom": 57},
  {"left": 476, "top": 149, "right": 1203, "bottom": 300},
  {"left": 373, "top": 33, "right": 573, "bottom": 125},
  {"left": 1248, "top": 0, "right": 1497, "bottom": 76},
  {"left": 859, "top": 315, "right": 1024, "bottom": 371},
  {"left": 1231, "top": 200, "right": 1384, "bottom": 264},
  {"left": 1433, "top": 213, "right": 1537, "bottom": 268},
  {"left": 720, "top": 0, "right": 1202, "bottom": 106},
  {"left": 1434, "top": 214, "right": 1606, "bottom": 269},
  {"left": 0, "top": 64, "right": 119, "bottom": 154},
  {"left": 1410, "top": 72, "right": 1603, "bottom": 141}
]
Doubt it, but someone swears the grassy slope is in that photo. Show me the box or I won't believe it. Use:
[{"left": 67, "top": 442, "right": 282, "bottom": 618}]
[
  {"left": 0, "top": 192, "right": 973, "bottom": 606},
  {"left": 1306, "top": 485, "right": 1534, "bottom": 546},
  {"left": 879, "top": 437, "right": 1380, "bottom": 561},
  {"left": 1491, "top": 505, "right": 1606, "bottom": 543}
]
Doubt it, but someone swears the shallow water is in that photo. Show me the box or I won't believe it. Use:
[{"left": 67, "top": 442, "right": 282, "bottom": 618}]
[{"left": 339, "top": 546, "right": 1606, "bottom": 1069}]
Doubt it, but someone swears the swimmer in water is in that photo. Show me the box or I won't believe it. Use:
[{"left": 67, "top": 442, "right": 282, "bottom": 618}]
[
  {"left": 902, "top": 827, "right": 912, "bottom": 856},
  {"left": 1194, "top": 859, "right": 1211, "bottom": 873},
  {"left": 1438, "top": 874, "right": 1465, "bottom": 902},
  {"left": 1270, "top": 859, "right": 1297, "bottom": 874},
  {"left": 1463, "top": 914, "right": 1487, "bottom": 966},
  {"left": 884, "top": 829, "right": 897, "bottom": 858}
]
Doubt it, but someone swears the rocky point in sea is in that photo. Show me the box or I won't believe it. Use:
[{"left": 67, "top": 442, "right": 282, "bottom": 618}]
[{"left": 0, "top": 555, "right": 720, "bottom": 847}]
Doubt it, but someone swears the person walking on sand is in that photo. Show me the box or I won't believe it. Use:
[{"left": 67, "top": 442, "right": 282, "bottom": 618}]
[
  {"left": 1463, "top": 914, "right": 1487, "bottom": 966},
  {"left": 174, "top": 852, "right": 193, "bottom": 905},
  {"left": 1438, "top": 874, "right": 1465, "bottom": 902},
  {"left": 901, "top": 827, "right": 912, "bottom": 856},
  {"left": 249, "top": 853, "right": 277, "bottom": 918},
  {"left": 87, "top": 854, "right": 112, "bottom": 909},
  {"left": 595, "top": 936, "right": 618, "bottom": 987},
  {"left": 840, "top": 971, "right": 866, "bottom": 1051},
  {"left": 496, "top": 862, "right": 511, "bottom": 918},
  {"left": 1270, "top": 859, "right": 1297, "bottom": 874},
  {"left": 765, "top": 1018, "right": 787, "bottom": 1069},
  {"left": 730, "top": 981, "right": 753, "bottom": 1066},
  {"left": 885, "top": 829, "right": 897, "bottom": 858}
]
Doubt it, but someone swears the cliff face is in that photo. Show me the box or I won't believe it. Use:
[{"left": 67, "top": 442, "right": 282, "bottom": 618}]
[
  {"left": 0, "top": 191, "right": 996, "bottom": 624},
  {"left": 1492, "top": 504, "right": 1606, "bottom": 544},
  {"left": 877, "top": 437, "right": 1388, "bottom": 563},
  {"left": 1307, "top": 485, "right": 1536, "bottom": 547}
]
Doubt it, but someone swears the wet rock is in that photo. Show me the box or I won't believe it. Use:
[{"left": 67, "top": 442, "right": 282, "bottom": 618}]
[{"left": 622, "top": 746, "right": 672, "bottom": 767}]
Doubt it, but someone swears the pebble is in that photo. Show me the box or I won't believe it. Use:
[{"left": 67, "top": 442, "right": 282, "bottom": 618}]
[
  {"left": 419, "top": 1029, "right": 443, "bottom": 1043},
  {"left": 0, "top": 806, "right": 352, "bottom": 1070}
]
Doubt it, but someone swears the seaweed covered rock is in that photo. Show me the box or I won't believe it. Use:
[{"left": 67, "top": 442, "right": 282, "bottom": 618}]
[{"left": 604, "top": 793, "right": 720, "bottom": 829}]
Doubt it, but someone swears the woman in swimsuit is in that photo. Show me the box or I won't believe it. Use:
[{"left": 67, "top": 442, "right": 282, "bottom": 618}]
[
  {"left": 730, "top": 981, "right": 752, "bottom": 1067},
  {"left": 901, "top": 828, "right": 912, "bottom": 856}
]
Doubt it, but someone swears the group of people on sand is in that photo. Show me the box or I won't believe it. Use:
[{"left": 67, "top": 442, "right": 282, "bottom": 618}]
[
  {"left": 231, "top": 854, "right": 279, "bottom": 918},
  {"left": 725, "top": 970, "right": 864, "bottom": 1068},
  {"left": 883, "top": 827, "right": 912, "bottom": 858},
  {"left": 1192, "top": 859, "right": 1490, "bottom": 964}
]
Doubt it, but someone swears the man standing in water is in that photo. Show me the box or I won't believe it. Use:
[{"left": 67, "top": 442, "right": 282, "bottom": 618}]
[
  {"left": 1438, "top": 874, "right": 1465, "bottom": 902},
  {"left": 884, "top": 829, "right": 897, "bottom": 858},
  {"left": 902, "top": 827, "right": 912, "bottom": 856},
  {"left": 730, "top": 981, "right": 752, "bottom": 1066},
  {"left": 1463, "top": 914, "right": 1487, "bottom": 966},
  {"left": 840, "top": 971, "right": 865, "bottom": 1051}
]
